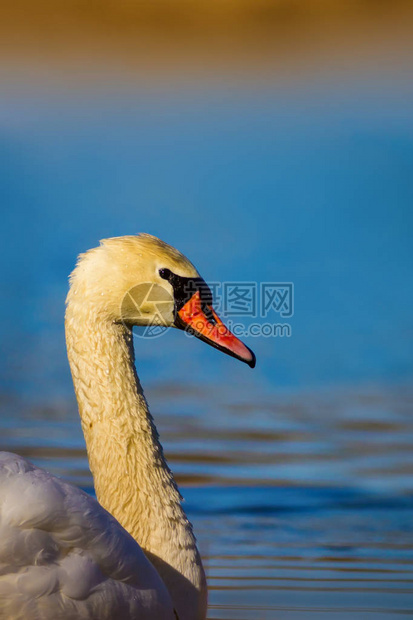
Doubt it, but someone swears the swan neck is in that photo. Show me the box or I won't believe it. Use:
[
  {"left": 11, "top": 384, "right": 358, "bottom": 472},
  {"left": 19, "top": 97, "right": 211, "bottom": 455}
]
[{"left": 65, "top": 303, "right": 206, "bottom": 620}]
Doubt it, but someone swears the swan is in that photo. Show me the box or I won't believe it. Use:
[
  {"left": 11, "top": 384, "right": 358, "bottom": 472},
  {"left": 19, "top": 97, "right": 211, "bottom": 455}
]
[{"left": 0, "top": 234, "right": 255, "bottom": 620}]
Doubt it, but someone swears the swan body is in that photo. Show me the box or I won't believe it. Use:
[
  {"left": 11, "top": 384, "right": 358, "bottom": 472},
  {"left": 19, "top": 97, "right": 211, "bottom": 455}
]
[
  {"left": 0, "top": 234, "right": 255, "bottom": 620},
  {"left": 0, "top": 452, "right": 174, "bottom": 620}
]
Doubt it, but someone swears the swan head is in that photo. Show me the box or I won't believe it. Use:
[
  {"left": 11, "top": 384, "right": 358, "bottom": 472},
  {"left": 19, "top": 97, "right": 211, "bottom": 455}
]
[{"left": 67, "top": 234, "right": 255, "bottom": 367}]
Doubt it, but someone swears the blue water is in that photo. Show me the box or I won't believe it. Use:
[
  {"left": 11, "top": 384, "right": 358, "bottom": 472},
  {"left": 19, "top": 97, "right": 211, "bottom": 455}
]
[{"left": 1, "top": 74, "right": 413, "bottom": 618}]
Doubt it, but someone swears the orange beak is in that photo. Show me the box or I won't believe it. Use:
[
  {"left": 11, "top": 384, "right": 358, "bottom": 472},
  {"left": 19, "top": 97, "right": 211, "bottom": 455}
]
[{"left": 175, "top": 290, "right": 256, "bottom": 368}]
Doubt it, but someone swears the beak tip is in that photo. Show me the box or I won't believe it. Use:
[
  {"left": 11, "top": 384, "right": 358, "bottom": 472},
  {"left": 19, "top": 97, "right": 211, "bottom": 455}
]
[{"left": 246, "top": 348, "right": 256, "bottom": 369}]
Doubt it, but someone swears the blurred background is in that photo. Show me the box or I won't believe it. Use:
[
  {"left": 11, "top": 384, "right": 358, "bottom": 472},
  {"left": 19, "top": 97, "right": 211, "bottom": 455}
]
[{"left": 1, "top": 2, "right": 413, "bottom": 618}]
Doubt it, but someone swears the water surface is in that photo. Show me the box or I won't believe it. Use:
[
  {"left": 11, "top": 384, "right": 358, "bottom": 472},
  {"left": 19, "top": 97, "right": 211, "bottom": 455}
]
[{"left": 1, "top": 74, "right": 413, "bottom": 618}]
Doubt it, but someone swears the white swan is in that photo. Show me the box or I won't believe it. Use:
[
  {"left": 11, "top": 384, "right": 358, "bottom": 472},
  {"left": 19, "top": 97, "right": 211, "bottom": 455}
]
[{"left": 0, "top": 234, "right": 255, "bottom": 620}]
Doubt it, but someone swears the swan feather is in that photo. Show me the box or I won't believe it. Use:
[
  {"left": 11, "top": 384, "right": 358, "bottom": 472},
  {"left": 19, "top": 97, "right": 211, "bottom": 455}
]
[{"left": 0, "top": 452, "right": 175, "bottom": 619}]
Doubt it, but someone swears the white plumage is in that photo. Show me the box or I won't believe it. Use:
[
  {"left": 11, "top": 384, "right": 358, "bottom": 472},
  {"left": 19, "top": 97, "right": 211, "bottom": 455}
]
[{"left": 0, "top": 452, "right": 175, "bottom": 620}]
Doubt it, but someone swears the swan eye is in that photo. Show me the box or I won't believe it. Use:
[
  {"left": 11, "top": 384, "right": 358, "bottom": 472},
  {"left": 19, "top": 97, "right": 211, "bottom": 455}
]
[{"left": 159, "top": 268, "right": 171, "bottom": 280}]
